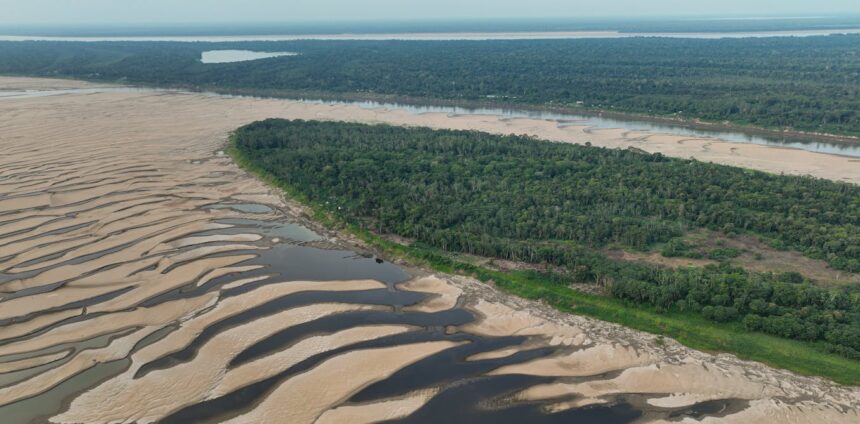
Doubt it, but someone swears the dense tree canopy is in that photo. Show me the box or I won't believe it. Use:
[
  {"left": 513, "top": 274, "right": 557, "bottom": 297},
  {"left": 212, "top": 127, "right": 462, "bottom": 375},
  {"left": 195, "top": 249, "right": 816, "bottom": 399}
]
[
  {"left": 236, "top": 119, "right": 860, "bottom": 270},
  {"left": 2, "top": 35, "right": 860, "bottom": 135},
  {"left": 233, "top": 119, "right": 860, "bottom": 358}
]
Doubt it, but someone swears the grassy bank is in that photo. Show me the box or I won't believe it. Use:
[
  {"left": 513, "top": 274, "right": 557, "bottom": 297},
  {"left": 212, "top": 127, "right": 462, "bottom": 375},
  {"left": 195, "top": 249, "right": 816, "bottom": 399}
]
[{"left": 227, "top": 135, "right": 860, "bottom": 386}]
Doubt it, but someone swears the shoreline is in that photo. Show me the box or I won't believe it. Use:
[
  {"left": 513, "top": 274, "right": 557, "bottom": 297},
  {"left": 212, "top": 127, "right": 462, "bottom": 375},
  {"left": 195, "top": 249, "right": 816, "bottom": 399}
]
[
  {"left": 45, "top": 76, "right": 860, "bottom": 148},
  {"left": 0, "top": 76, "right": 858, "bottom": 422},
  {"left": 1, "top": 76, "right": 857, "bottom": 185},
  {"left": 4, "top": 73, "right": 860, "bottom": 153},
  {"left": 226, "top": 123, "right": 860, "bottom": 387}
]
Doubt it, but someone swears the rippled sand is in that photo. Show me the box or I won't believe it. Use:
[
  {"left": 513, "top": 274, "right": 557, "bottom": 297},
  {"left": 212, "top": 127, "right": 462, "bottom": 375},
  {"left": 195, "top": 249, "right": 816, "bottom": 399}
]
[{"left": 0, "top": 77, "right": 857, "bottom": 423}]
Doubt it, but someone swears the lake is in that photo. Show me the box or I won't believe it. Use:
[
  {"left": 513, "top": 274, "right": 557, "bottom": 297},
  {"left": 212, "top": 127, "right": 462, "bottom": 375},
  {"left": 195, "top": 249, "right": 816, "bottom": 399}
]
[{"left": 200, "top": 50, "right": 298, "bottom": 64}]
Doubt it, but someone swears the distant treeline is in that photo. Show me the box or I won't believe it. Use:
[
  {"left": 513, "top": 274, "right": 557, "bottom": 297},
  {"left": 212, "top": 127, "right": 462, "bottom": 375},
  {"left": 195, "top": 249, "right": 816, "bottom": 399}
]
[
  {"left": 233, "top": 119, "right": 860, "bottom": 359},
  {"left": 2, "top": 35, "right": 860, "bottom": 136}
]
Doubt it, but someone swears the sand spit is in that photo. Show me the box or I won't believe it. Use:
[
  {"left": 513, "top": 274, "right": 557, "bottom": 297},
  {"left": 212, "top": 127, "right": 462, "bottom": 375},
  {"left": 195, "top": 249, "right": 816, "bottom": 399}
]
[
  {"left": 222, "top": 341, "right": 462, "bottom": 424},
  {"left": 0, "top": 77, "right": 114, "bottom": 91},
  {"left": 518, "top": 362, "right": 775, "bottom": 409},
  {"left": 0, "top": 77, "right": 857, "bottom": 423},
  {"left": 55, "top": 304, "right": 386, "bottom": 423},
  {"left": 315, "top": 390, "right": 439, "bottom": 424},
  {"left": 0, "top": 327, "right": 158, "bottom": 405},
  {"left": 0, "top": 351, "right": 67, "bottom": 374},
  {"left": 212, "top": 325, "right": 415, "bottom": 397},
  {"left": 398, "top": 276, "right": 462, "bottom": 313}
]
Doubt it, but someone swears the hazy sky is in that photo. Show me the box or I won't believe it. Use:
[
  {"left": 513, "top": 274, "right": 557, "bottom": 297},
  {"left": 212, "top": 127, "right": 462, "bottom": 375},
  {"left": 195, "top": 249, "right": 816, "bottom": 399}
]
[{"left": 2, "top": 0, "right": 860, "bottom": 25}]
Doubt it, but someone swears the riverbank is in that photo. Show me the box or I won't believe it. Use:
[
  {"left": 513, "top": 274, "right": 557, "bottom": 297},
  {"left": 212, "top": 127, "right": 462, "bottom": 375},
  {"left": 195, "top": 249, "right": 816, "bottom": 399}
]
[
  {"left": 27, "top": 74, "right": 860, "bottom": 148},
  {"left": 2, "top": 76, "right": 858, "bottom": 184},
  {"left": 227, "top": 128, "right": 860, "bottom": 386},
  {"left": 7, "top": 65, "right": 860, "bottom": 149},
  {"left": 192, "top": 84, "right": 860, "bottom": 146},
  {"left": 0, "top": 76, "right": 857, "bottom": 422}
]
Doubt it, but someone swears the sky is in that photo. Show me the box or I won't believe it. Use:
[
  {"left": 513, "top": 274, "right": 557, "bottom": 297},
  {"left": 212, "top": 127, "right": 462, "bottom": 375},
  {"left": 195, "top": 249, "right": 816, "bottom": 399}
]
[{"left": 1, "top": 0, "right": 859, "bottom": 25}]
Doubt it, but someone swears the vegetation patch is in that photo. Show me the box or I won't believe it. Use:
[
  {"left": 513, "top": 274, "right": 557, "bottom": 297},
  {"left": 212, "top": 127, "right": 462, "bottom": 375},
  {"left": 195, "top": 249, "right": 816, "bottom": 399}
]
[
  {"left": 3, "top": 36, "right": 860, "bottom": 136},
  {"left": 229, "top": 119, "right": 860, "bottom": 384}
]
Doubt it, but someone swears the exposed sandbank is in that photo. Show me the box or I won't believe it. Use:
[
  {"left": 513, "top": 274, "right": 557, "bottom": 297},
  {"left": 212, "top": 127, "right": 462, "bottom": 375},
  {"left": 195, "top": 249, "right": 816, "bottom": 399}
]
[{"left": 0, "top": 77, "right": 857, "bottom": 424}]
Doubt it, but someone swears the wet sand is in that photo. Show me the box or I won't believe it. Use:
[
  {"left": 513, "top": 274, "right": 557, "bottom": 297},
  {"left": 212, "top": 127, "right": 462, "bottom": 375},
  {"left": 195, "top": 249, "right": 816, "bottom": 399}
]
[{"left": 0, "top": 76, "right": 857, "bottom": 423}]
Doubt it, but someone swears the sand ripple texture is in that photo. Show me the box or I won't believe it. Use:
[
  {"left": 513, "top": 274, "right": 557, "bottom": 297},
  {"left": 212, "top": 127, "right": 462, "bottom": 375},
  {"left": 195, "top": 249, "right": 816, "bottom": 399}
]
[{"left": 0, "top": 77, "right": 857, "bottom": 423}]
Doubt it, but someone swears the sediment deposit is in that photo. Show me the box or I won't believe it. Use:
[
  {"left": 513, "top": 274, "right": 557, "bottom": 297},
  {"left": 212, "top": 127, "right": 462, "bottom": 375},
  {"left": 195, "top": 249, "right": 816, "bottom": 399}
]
[{"left": 0, "top": 77, "right": 857, "bottom": 423}]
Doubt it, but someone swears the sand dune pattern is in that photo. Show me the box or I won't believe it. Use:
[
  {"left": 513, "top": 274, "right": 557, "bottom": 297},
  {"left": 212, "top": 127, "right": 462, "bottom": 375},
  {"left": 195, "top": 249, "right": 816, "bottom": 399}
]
[{"left": 0, "top": 77, "right": 858, "bottom": 423}]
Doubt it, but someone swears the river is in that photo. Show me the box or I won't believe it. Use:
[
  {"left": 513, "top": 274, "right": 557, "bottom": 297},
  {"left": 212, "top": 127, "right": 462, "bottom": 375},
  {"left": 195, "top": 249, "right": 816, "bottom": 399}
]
[
  {"left": 3, "top": 28, "right": 860, "bottom": 42},
  {"left": 2, "top": 86, "right": 858, "bottom": 157}
]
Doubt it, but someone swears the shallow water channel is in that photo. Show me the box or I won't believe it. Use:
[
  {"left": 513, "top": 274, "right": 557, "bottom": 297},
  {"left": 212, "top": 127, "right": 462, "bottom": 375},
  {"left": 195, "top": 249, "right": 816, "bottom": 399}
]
[{"left": 2, "top": 85, "right": 857, "bottom": 157}]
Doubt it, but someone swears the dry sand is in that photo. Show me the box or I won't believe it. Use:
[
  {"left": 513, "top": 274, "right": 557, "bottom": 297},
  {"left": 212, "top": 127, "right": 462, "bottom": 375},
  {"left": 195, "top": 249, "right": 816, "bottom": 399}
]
[
  {"left": 398, "top": 276, "right": 463, "bottom": 313},
  {"left": 1, "top": 77, "right": 857, "bottom": 185},
  {"left": 315, "top": 390, "right": 439, "bottom": 424},
  {"left": 0, "top": 76, "right": 857, "bottom": 423},
  {"left": 223, "top": 341, "right": 462, "bottom": 424}
]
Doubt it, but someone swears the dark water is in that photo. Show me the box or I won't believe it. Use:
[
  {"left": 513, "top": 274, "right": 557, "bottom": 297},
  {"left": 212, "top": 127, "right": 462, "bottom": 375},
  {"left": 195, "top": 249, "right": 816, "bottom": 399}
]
[
  {"left": 252, "top": 244, "right": 410, "bottom": 284},
  {"left": 110, "top": 218, "right": 642, "bottom": 423},
  {"left": 135, "top": 290, "right": 434, "bottom": 377},
  {"left": 203, "top": 203, "right": 274, "bottom": 214},
  {"left": 351, "top": 339, "right": 559, "bottom": 402},
  {"left": 385, "top": 374, "right": 642, "bottom": 424},
  {"left": 0, "top": 211, "right": 750, "bottom": 422},
  {"left": 135, "top": 220, "right": 647, "bottom": 423},
  {"left": 213, "top": 218, "right": 322, "bottom": 242}
]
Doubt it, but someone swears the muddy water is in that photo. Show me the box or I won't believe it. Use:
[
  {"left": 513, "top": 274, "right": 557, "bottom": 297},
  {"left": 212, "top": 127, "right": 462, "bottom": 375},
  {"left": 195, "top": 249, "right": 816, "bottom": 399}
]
[{"left": 0, "top": 359, "right": 130, "bottom": 424}]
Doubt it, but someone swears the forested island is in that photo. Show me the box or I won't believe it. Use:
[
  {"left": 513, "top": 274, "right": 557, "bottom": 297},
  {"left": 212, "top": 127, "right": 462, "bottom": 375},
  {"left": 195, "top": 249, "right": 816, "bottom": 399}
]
[
  {"left": 231, "top": 119, "right": 860, "bottom": 373},
  {"left": 2, "top": 34, "right": 860, "bottom": 136}
]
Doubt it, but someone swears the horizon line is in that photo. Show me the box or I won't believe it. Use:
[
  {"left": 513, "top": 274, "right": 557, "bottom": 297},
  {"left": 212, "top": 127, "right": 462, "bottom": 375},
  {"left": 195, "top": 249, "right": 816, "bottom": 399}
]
[{"left": 3, "top": 14, "right": 860, "bottom": 28}]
